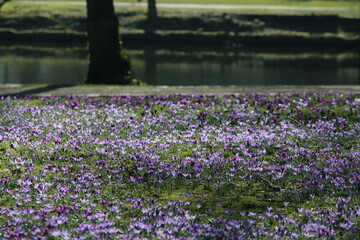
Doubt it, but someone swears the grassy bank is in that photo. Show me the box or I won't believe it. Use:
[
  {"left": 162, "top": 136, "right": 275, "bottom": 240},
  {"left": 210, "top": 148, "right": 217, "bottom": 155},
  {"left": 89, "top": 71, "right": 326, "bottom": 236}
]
[
  {"left": 0, "top": 1, "right": 359, "bottom": 47},
  {"left": 5, "top": 1, "right": 360, "bottom": 17},
  {"left": 17, "top": 0, "right": 360, "bottom": 7}
]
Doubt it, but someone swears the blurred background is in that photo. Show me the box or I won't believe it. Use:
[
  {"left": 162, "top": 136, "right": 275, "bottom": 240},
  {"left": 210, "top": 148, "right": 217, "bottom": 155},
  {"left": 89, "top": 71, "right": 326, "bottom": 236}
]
[{"left": 0, "top": 0, "right": 359, "bottom": 85}]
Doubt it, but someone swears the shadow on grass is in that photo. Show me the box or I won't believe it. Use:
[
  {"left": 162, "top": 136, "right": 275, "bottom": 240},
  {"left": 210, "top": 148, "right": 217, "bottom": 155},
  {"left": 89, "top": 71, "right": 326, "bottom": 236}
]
[{"left": 0, "top": 85, "right": 76, "bottom": 97}]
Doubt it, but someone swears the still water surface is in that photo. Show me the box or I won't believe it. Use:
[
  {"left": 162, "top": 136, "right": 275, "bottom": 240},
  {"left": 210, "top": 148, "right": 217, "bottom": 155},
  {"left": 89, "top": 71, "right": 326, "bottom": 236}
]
[{"left": 0, "top": 44, "right": 358, "bottom": 85}]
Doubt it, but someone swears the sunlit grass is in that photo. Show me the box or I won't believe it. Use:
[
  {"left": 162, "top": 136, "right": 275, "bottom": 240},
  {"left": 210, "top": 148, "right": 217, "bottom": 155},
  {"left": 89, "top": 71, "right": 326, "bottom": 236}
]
[
  {"left": 1, "top": 3, "right": 86, "bottom": 17},
  {"left": 2, "top": 0, "right": 359, "bottom": 18},
  {"left": 17, "top": 0, "right": 360, "bottom": 7}
]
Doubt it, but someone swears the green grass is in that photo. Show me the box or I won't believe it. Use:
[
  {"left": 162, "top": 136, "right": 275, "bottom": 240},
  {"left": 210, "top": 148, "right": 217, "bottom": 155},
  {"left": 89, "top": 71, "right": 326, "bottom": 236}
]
[
  {"left": 144, "top": 0, "right": 359, "bottom": 7},
  {"left": 1, "top": 3, "right": 86, "bottom": 17},
  {"left": 17, "top": 0, "right": 360, "bottom": 7},
  {"left": 1, "top": 0, "right": 359, "bottom": 37},
  {"left": 3, "top": 0, "right": 359, "bottom": 18}
]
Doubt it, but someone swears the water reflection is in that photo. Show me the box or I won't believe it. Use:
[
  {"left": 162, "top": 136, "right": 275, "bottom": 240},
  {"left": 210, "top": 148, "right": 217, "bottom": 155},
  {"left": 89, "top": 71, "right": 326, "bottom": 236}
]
[
  {"left": 0, "top": 44, "right": 358, "bottom": 85},
  {"left": 0, "top": 45, "right": 87, "bottom": 85}
]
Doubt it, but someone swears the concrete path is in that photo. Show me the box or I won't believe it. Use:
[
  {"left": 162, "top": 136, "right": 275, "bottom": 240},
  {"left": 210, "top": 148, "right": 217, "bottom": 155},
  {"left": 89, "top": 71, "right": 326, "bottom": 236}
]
[
  {"left": 0, "top": 85, "right": 359, "bottom": 97},
  {"left": 15, "top": 0, "right": 354, "bottom": 11}
]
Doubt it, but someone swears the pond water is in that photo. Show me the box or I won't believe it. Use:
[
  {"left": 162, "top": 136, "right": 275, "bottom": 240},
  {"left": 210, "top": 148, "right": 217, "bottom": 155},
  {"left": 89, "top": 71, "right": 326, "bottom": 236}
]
[{"left": 0, "top": 44, "right": 358, "bottom": 85}]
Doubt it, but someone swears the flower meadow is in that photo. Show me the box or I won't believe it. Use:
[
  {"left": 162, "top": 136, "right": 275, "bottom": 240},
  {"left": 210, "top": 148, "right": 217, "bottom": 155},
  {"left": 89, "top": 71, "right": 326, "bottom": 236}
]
[{"left": 0, "top": 93, "right": 359, "bottom": 239}]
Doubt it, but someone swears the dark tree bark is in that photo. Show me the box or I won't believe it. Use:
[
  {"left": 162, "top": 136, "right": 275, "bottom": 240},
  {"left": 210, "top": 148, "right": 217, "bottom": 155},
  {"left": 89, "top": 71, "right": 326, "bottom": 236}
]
[
  {"left": 148, "top": 0, "right": 157, "bottom": 21},
  {"left": 86, "top": 0, "right": 132, "bottom": 84}
]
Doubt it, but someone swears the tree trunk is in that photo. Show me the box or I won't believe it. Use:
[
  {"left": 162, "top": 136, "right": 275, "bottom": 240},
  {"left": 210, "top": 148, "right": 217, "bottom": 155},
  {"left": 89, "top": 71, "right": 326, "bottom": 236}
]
[
  {"left": 86, "top": 0, "right": 132, "bottom": 84},
  {"left": 148, "top": 0, "right": 157, "bottom": 21}
]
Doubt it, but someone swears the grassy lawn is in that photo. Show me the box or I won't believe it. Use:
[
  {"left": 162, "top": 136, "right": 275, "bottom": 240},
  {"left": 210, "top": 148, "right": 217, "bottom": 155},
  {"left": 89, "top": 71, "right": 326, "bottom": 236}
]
[
  {"left": 17, "top": 0, "right": 360, "bottom": 7},
  {"left": 1, "top": 0, "right": 359, "bottom": 48},
  {"left": 137, "top": 0, "right": 359, "bottom": 7},
  {"left": 3, "top": 0, "right": 359, "bottom": 18},
  {"left": 1, "top": 3, "right": 87, "bottom": 17},
  {"left": 0, "top": 93, "right": 359, "bottom": 239}
]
